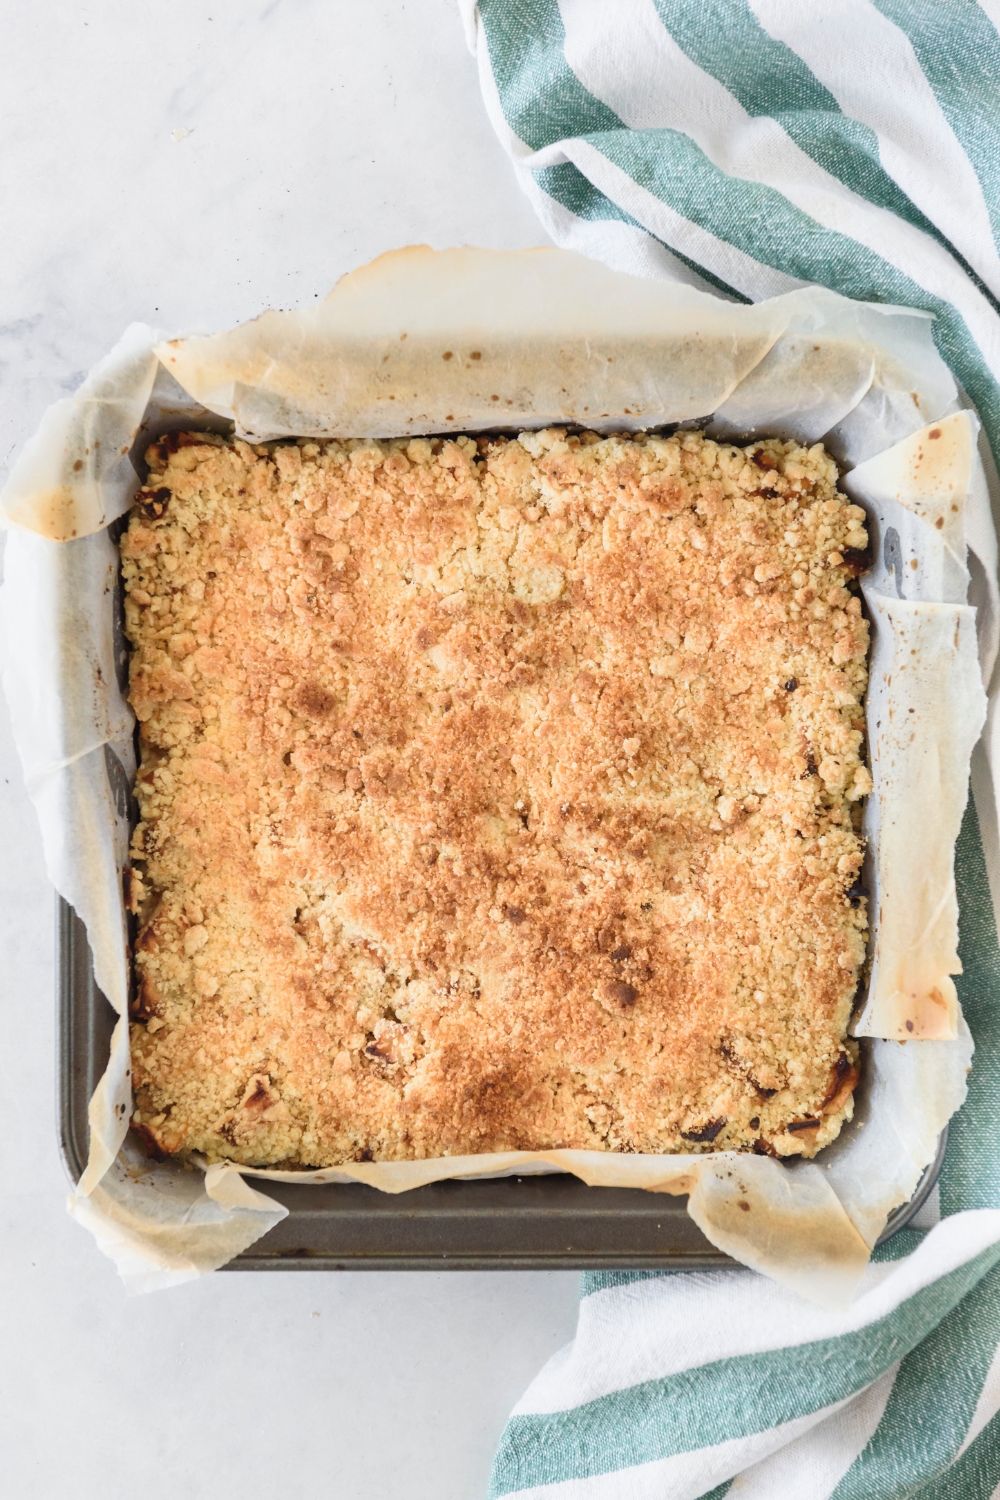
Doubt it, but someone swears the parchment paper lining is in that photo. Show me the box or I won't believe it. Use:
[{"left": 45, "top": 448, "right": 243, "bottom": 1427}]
[{"left": 2, "top": 248, "right": 995, "bottom": 1303}]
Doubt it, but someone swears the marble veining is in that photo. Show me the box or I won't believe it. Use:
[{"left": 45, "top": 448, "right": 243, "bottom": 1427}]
[{"left": 1, "top": 5, "right": 573, "bottom": 1497}]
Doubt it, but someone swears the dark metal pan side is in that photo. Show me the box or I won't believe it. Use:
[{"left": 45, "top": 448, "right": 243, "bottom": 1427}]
[{"left": 57, "top": 897, "right": 945, "bottom": 1271}]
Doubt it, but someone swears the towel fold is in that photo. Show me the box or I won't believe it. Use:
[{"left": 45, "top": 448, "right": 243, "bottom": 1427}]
[{"left": 463, "top": 3, "right": 1000, "bottom": 1494}]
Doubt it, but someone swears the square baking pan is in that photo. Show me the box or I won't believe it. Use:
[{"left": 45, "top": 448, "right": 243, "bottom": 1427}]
[{"left": 57, "top": 897, "right": 944, "bottom": 1271}]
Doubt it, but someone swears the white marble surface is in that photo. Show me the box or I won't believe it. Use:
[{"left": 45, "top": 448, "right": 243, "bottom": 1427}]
[{"left": 0, "top": 4, "right": 578, "bottom": 1497}]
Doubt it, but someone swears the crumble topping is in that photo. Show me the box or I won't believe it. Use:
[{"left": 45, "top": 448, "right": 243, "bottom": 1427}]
[{"left": 123, "top": 427, "right": 869, "bottom": 1166}]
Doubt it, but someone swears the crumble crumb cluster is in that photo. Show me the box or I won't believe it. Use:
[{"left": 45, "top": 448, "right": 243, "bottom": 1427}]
[{"left": 123, "top": 426, "right": 870, "bottom": 1167}]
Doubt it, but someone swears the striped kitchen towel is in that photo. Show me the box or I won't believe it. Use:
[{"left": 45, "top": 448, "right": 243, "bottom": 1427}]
[{"left": 461, "top": 3, "right": 1000, "bottom": 1496}]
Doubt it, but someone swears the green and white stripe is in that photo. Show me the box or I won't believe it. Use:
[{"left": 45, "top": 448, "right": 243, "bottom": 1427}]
[{"left": 461, "top": 2, "right": 1000, "bottom": 1494}]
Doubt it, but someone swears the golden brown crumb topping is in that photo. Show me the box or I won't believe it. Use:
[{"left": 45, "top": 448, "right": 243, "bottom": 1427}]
[{"left": 123, "top": 427, "right": 869, "bottom": 1167}]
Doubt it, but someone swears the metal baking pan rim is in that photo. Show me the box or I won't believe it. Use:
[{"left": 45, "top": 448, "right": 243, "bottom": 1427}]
[{"left": 57, "top": 895, "right": 948, "bottom": 1271}]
